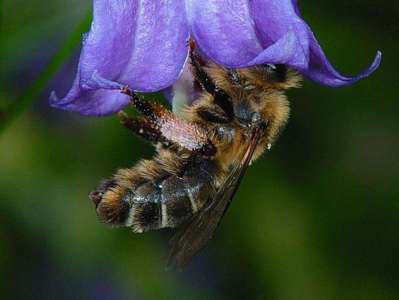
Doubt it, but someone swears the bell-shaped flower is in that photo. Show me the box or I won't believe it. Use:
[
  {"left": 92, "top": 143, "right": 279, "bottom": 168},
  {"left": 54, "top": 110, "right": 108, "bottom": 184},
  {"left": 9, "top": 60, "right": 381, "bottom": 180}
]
[{"left": 50, "top": 0, "right": 381, "bottom": 116}]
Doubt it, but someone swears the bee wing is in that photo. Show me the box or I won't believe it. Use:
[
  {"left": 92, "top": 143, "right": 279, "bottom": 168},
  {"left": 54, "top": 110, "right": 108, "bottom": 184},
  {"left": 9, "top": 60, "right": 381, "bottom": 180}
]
[{"left": 167, "top": 125, "right": 265, "bottom": 269}]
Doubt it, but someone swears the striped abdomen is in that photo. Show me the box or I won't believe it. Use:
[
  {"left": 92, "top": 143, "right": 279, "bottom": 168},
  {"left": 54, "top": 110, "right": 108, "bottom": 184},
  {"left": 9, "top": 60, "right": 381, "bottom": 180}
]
[{"left": 89, "top": 157, "right": 216, "bottom": 233}]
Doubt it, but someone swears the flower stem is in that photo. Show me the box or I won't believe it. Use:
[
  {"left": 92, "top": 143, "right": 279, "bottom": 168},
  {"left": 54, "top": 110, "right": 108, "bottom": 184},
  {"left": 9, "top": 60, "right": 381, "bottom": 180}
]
[{"left": 0, "top": 11, "right": 92, "bottom": 134}]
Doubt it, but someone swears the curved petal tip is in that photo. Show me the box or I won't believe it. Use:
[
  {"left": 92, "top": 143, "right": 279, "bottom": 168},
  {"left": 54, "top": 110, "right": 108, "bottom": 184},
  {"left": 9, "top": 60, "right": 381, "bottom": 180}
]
[
  {"left": 354, "top": 50, "right": 382, "bottom": 81},
  {"left": 49, "top": 90, "right": 59, "bottom": 104},
  {"left": 49, "top": 88, "right": 130, "bottom": 116},
  {"left": 304, "top": 46, "right": 382, "bottom": 87}
]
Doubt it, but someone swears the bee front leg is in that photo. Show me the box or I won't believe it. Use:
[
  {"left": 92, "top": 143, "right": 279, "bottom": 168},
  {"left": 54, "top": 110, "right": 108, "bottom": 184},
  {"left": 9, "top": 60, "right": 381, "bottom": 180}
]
[{"left": 189, "top": 42, "right": 234, "bottom": 121}]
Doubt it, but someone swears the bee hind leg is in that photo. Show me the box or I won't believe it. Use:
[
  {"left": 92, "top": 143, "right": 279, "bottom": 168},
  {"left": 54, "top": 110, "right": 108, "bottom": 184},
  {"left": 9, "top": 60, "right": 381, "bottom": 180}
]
[
  {"left": 121, "top": 86, "right": 167, "bottom": 122},
  {"left": 118, "top": 91, "right": 217, "bottom": 157},
  {"left": 118, "top": 111, "right": 165, "bottom": 144}
]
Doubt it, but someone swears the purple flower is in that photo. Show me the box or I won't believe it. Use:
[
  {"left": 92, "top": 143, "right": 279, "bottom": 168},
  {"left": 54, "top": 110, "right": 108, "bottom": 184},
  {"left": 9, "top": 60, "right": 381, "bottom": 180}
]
[{"left": 50, "top": 0, "right": 381, "bottom": 116}]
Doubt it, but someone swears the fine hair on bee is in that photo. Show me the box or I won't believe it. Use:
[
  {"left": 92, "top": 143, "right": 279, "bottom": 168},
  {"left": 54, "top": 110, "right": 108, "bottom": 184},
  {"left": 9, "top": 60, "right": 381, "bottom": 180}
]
[{"left": 89, "top": 39, "right": 301, "bottom": 268}]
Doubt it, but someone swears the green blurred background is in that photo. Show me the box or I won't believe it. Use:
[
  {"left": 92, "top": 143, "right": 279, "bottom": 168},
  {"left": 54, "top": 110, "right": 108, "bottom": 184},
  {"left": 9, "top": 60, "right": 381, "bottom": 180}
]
[{"left": 1, "top": 1, "right": 398, "bottom": 299}]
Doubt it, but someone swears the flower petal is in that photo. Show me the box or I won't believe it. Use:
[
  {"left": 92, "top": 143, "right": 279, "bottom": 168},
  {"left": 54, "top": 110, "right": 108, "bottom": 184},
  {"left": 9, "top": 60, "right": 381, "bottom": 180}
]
[
  {"left": 191, "top": 0, "right": 380, "bottom": 86},
  {"left": 249, "top": 0, "right": 381, "bottom": 86},
  {"left": 245, "top": 31, "right": 308, "bottom": 68},
  {"left": 248, "top": 0, "right": 309, "bottom": 68},
  {"left": 50, "top": 72, "right": 129, "bottom": 116},
  {"left": 51, "top": 0, "right": 189, "bottom": 115},
  {"left": 190, "top": 0, "right": 263, "bottom": 67},
  {"left": 302, "top": 32, "right": 382, "bottom": 86}
]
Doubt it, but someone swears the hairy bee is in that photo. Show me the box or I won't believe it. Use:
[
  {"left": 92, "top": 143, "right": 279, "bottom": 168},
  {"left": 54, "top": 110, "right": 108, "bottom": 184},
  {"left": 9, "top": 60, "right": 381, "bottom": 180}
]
[{"left": 89, "top": 41, "right": 301, "bottom": 267}]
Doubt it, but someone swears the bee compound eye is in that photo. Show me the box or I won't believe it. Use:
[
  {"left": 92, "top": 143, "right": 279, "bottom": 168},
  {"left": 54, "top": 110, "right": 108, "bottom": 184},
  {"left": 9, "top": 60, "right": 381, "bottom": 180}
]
[
  {"left": 259, "top": 63, "right": 287, "bottom": 82},
  {"left": 265, "top": 64, "right": 277, "bottom": 71}
]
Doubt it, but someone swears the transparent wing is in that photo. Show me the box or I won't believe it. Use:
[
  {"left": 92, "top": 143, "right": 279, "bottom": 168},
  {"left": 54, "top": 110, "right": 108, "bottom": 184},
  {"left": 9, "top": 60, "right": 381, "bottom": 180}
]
[{"left": 167, "top": 125, "right": 265, "bottom": 269}]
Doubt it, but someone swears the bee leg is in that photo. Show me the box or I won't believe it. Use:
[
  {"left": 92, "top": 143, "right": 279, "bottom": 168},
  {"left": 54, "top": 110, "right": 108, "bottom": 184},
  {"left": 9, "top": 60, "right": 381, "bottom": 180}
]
[
  {"left": 189, "top": 41, "right": 216, "bottom": 94},
  {"left": 189, "top": 42, "right": 234, "bottom": 121},
  {"left": 120, "top": 86, "right": 217, "bottom": 156},
  {"left": 118, "top": 109, "right": 216, "bottom": 156},
  {"left": 196, "top": 106, "right": 231, "bottom": 124},
  {"left": 118, "top": 111, "right": 164, "bottom": 144},
  {"left": 121, "top": 86, "right": 166, "bottom": 122}
]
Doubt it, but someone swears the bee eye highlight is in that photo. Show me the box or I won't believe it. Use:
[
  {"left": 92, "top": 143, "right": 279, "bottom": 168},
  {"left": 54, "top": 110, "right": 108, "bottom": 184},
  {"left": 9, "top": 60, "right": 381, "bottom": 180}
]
[{"left": 259, "top": 64, "right": 287, "bottom": 82}]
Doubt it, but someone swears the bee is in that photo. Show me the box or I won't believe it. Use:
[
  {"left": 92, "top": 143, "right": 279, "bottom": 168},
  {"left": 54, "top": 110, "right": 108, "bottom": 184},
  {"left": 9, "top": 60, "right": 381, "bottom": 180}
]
[{"left": 89, "top": 40, "right": 301, "bottom": 268}]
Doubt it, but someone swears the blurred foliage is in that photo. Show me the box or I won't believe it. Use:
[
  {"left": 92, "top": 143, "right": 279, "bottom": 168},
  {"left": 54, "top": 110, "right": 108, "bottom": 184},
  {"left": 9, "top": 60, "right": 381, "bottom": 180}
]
[
  {"left": 0, "top": 1, "right": 398, "bottom": 299},
  {"left": 0, "top": 10, "right": 92, "bottom": 133}
]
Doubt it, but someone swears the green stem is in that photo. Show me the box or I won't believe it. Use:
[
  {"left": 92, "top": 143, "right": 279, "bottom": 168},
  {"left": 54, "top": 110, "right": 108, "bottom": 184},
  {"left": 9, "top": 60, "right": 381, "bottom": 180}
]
[{"left": 0, "top": 11, "right": 92, "bottom": 134}]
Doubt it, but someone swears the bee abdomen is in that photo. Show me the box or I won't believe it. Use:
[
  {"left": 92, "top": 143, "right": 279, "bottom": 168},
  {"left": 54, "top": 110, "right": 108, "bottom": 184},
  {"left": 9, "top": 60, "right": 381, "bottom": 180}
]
[
  {"left": 90, "top": 158, "right": 216, "bottom": 233},
  {"left": 124, "top": 174, "right": 212, "bottom": 232},
  {"left": 90, "top": 179, "right": 131, "bottom": 225}
]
